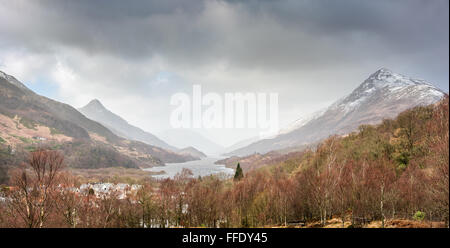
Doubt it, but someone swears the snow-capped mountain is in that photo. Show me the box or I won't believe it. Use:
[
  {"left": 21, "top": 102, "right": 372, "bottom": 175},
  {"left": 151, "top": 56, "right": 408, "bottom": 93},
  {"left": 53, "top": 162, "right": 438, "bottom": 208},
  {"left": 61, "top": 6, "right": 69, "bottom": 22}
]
[
  {"left": 227, "top": 68, "right": 446, "bottom": 156},
  {"left": 329, "top": 68, "right": 443, "bottom": 114}
]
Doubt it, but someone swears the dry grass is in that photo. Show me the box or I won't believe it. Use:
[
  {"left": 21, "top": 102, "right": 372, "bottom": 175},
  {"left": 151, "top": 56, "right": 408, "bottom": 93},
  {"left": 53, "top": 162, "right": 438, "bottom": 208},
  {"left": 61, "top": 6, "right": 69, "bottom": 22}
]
[
  {"left": 366, "top": 220, "right": 383, "bottom": 228},
  {"left": 385, "top": 219, "right": 443, "bottom": 228},
  {"left": 0, "top": 113, "right": 72, "bottom": 146},
  {"left": 68, "top": 167, "right": 162, "bottom": 184},
  {"left": 304, "top": 217, "right": 351, "bottom": 228},
  {"left": 297, "top": 217, "right": 444, "bottom": 228},
  {"left": 323, "top": 218, "right": 352, "bottom": 228}
]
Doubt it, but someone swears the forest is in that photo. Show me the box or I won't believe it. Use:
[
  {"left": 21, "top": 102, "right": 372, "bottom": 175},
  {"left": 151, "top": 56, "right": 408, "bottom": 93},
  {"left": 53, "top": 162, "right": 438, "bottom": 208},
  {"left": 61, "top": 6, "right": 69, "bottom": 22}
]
[{"left": 0, "top": 96, "right": 448, "bottom": 228}]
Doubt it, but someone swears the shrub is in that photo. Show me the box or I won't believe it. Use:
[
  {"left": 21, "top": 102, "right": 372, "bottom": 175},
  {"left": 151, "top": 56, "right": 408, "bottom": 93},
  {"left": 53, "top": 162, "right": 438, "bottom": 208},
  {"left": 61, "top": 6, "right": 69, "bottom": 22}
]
[{"left": 413, "top": 211, "right": 426, "bottom": 221}]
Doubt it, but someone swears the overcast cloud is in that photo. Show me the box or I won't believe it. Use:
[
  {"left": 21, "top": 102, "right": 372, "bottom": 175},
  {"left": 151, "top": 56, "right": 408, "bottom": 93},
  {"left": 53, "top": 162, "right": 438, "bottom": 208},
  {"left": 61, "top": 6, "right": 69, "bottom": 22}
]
[{"left": 0, "top": 0, "right": 448, "bottom": 147}]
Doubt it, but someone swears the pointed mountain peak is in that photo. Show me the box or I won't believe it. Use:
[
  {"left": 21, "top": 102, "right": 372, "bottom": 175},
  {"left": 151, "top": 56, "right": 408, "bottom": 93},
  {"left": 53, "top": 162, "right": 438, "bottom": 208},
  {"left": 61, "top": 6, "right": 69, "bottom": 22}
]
[
  {"left": 79, "top": 99, "right": 111, "bottom": 115},
  {"left": 330, "top": 68, "right": 443, "bottom": 114},
  {"left": 374, "top": 67, "right": 392, "bottom": 74},
  {"left": 85, "top": 99, "right": 106, "bottom": 109},
  {"left": 368, "top": 67, "right": 398, "bottom": 81},
  {"left": 362, "top": 68, "right": 434, "bottom": 89}
]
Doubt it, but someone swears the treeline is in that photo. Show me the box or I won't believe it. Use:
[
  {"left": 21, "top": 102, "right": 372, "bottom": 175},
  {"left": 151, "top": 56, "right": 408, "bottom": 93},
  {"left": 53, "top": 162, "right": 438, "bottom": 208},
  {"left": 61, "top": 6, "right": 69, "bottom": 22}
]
[
  {"left": 60, "top": 141, "right": 141, "bottom": 169},
  {"left": 0, "top": 97, "right": 448, "bottom": 228},
  {"left": 0, "top": 140, "right": 142, "bottom": 171}
]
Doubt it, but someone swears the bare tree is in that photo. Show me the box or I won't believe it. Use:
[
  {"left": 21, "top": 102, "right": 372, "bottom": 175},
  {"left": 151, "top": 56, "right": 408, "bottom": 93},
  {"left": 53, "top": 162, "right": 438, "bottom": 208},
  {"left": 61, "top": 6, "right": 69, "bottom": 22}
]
[
  {"left": 7, "top": 148, "right": 64, "bottom": 227},
  {"left": 54, "top": 172, "right": 82, "bottom": 227}
]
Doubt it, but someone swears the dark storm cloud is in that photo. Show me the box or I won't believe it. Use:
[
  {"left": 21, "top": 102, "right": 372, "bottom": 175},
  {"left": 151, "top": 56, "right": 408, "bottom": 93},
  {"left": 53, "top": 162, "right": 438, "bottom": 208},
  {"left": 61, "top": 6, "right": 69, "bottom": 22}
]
[
  {"left": 0, "top": 0, "right": 448, "bottom": 146},
  {"left": 222, "top": 0, "right": 449, "bottom": 68},
  {"left": 0, "top": 0, "right": 204, "bottom": 58},
  {"left": 1, "top": 0, "right": 447, "bottom": 71}
]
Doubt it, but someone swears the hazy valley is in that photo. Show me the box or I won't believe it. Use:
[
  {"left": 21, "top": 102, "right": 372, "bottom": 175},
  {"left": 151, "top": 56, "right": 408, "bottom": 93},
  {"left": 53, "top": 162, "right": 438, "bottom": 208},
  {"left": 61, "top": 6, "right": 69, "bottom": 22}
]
[
  {"left": 0, "top": 0, "right": 448, "bottom": 230},
  {"left": 0, "top": 68, "right": 448, "bottom": 228}
]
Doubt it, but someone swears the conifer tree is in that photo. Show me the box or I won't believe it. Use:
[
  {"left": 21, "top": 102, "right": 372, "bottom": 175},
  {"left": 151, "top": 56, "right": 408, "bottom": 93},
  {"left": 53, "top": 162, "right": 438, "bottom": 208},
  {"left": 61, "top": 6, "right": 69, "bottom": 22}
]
[{"left": 234, "top": 163, "right": 244, "bottom": 181}]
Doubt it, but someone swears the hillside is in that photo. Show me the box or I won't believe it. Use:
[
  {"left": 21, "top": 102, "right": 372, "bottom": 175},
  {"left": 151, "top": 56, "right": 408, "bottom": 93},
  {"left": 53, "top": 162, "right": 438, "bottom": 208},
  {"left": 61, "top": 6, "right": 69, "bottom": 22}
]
[
  {"left": 0, "top": 71, "right": 118, "bottom": 143},
  {"left": 159, "top": 129, "right": 224, "bottom": 155},
  {"left": 213, "top": 97, "right": 448, "bottom": 227},
  {"left": 177, "top": 146, "right": 207, "bottom": 159},
  {"left": 0, "top": 71, "right": 198, "bottom": 169},
  {"left": 228, "top": 68, "right": 445, "bottom": 156},
  {"left": 79, "top": 99, "right": 177, "bottom": 151}
]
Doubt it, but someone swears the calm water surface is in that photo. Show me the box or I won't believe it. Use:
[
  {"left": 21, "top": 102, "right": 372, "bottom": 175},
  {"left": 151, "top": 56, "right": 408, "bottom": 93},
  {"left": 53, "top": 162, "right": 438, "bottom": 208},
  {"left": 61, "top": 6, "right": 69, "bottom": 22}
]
[{"left": 144, "top": 157, "right": 234, "bottom": 179}]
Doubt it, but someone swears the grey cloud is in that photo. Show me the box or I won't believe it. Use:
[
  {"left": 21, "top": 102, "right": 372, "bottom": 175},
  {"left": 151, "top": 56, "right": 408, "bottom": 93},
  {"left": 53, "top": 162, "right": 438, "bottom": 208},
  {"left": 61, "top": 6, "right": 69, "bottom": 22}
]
[
  {"left": 0, "top": 0, "right": 448, "bottom": 146},
  {"left": 0, "top": 0, "right": 447, "bottom": 90},
  {"left": 1, "top": 0, "right": 447, "bottom": 70}
]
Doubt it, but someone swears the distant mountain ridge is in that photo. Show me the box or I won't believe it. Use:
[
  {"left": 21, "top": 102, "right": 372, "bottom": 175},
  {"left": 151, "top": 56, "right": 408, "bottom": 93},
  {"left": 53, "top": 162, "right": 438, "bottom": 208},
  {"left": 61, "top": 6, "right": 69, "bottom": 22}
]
[
  {"left": 79, "top": 99, "right": 177, "bottom": 151},
  {"left": 177, "top": 146, "right": 207, "bottom": 159},
  {"left": 227, "top": 68, "right": 446, "bottom": 156},
  {"left": 221, "top": 136, "right": 260, "bottom": 155},
  {"left": 159, "top": 129, "right": 224, "bottom": 156}
]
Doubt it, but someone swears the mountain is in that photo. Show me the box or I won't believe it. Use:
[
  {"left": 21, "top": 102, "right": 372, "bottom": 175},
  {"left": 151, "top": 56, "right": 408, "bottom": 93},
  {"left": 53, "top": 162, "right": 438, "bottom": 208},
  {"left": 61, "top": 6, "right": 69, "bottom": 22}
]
[
  {"left": 222, "top": 136, "right": 260, "bottom": 155},
  {"left": 0, "top": 71, "right": 119, "bottom": 143},
  {"left": 177, "top": 146, "right": 207, "bottom": 159},
  {"left": 158, "top": 129, "right": 224, "bottom": 156},
  {"left": 227, "top": 68, "right": 446, "bottom": 156},
  {"left": 79, "top": 99, "right": 176, "bottom": 151},
  {"left": 0, "top": 70, "right": 198, "bottom": 168}
]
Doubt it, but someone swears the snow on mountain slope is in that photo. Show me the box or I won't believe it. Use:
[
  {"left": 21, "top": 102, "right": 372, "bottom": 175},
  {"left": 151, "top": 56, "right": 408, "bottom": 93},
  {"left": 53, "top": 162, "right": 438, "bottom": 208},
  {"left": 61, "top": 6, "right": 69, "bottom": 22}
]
[
  {"left": 0, "top": 71, "right": 31, "bottom": 92},
  {"left": 278, "top": 108, "right": 327, "bottom": 135},
  {"left": 228, "top": 68, "right": 446, "bottom": 157},
  {"left": 329, "top": 68, "right": 443, "bottom": 115}
]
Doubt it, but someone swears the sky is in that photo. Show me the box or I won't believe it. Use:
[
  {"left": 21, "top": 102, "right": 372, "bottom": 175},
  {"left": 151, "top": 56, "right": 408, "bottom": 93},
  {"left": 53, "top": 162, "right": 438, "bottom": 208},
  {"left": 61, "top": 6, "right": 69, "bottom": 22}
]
[{"left": 0, "top": 0, "right": 448, "bottom": 148}]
